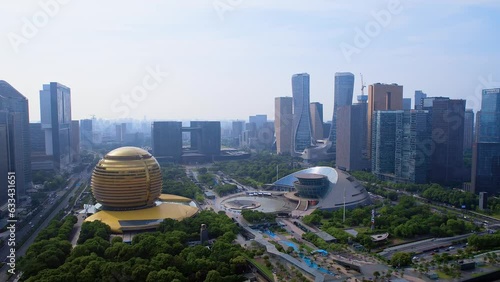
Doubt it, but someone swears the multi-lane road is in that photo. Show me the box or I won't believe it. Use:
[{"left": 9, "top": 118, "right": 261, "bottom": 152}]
[{"left": 0, "top": 170, "right": 90, "bottom": 281}]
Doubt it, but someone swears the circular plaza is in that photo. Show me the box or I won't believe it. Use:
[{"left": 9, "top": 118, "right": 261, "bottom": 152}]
[{"left": 221, "top": 194, "right": 295, "bottom": 213}]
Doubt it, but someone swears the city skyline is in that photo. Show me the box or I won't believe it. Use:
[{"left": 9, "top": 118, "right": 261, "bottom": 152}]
[{"left": 1, "top": 1, "right": 499, "bottom": 121}]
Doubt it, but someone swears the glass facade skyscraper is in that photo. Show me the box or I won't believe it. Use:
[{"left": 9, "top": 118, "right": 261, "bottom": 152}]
[
  {"left": 80, "top": 119, "right": 93, "bottom": 148},
  {"left": 0, "top": 81, "right": 31, "bottom": 204},
  {"left": 372, "top": 110, "right": 430, "bottom": 183},
  {"left": 478, "top": 88, "right": 500, "bottom": 142},
  {"left": 414, "top": 90, "right": 427, "bottom": 110},
  {"left": 428, "top": 98, "right": 466, "bottom": 185},
  {"left": 372, "top": 111, "right": 398, "bottom": 175},
  {"left": 40, "top": 82, "right": 72, "bottom": 171},
  {"left": 464, "top": 109, "right": 474, "bottom": 153},
  {"left": 328, "top": 72, "right": 355, "bottom": 154},
  {"left": 152, "top": 121, "right": 183, "bottom": 162},
  {"left": 472, "top": 88, "right": 500, "bottom": 194},
  {"left": 292, "top": 73, "right": 313, "bottom": 154},
  {"left": 367, "top": 83, "right": 403, "bottom": 159}
]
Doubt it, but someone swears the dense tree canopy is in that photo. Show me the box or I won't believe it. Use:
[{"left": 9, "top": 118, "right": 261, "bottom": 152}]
[
  {"left": 36, "top": 216, "right": 77, "bottom": 242},
  {"left": 19, "top": 216, "right": 77, "bottom": 279},
  {"left": 304, "top": 196, "right": 478, "bottom": 241},
  {"left": 422, "top": 184, "right": 477, "bottom": 209},
  {"left": 351, "top": 171, "right": 480, "bottom": 211},
  {"left": 78, "top": 220, "right": 111, "bottom": 244},
  {"left": 212, "top": 153, "right": 303, "bottom": 186},
  {"left": 390, "top": 252, "right": 412, "bottom": 267},
  {"left": 162, "top": 164, "right": 203, "bottom": 200},
  {"left": 21, "top": 211, "right": 248, "bottom": 282},
  {"left": 468, "top": 232, "right": 500, "bottom": 250},
  {"left": 214, "top": 184, "right": 238, "bottom": 196},
  {"left": 241, "top": 210, "right": 276, "bottom": 224}
]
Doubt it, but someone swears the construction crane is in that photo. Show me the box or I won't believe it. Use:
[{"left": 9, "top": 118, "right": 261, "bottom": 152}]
[
  {"left": 360, "top": 73, "right": 366, "bottom": 95},
  {"left": 357, "top": 73, "right": 368, "bottom": 103}
]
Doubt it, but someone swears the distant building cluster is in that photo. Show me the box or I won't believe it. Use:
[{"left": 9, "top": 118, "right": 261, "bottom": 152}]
[
  {"left": 230, "top": 114, "right": 275, "bottom": 151},
  {"left": 151, "top": 121, "right": 222, "bottom": 163},
  {"left": 268, "top": 73, "right": 498, "bottom": 192},
  {"left": 0, "top": 74, "right": 499, "bottom": 211}
]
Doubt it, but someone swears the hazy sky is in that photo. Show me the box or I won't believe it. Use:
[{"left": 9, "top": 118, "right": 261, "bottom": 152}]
[{"left": 1, "top": 0, "right": 499, "bottom": 122}]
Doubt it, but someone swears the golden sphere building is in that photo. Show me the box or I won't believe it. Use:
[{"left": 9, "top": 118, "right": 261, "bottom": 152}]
[
  {"left": 91, "top": 147, "right": 162, "bottom": 210},
  {"left": 85, "top": 147, "right": 199, "bottom": 233}
]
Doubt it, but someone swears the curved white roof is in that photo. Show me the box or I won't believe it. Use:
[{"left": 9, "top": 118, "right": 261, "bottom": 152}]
[
  {"left": 274, "top": 166, "right": 338, "bottom": 187},
  {"left": 273, "top": 166, "right": 370, "bottom": 210}
]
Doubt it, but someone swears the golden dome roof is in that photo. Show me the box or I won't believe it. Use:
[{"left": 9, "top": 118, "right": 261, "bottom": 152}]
[{"left": 91, "top": 147, "right": 162, "bottom": 210}]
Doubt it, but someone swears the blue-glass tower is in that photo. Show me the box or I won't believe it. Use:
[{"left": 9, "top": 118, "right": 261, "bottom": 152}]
[
  {"left": 292, "top": 73, "right": 313, "bottom": 155},
  {"left": 473, "top": 88, "right": 500, "bottom": 194},
  {"left": 328, "top": 72, "right": 355, "bottom": 155}
]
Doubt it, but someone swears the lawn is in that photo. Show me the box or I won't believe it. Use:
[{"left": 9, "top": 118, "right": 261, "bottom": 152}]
[{"left": 436, "top": 270, "right": 453, "bottom": 279}]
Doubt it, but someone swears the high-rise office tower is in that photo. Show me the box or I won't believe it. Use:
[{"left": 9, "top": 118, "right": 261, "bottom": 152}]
[
  {"left": 403, "top": 98, "right": 412, "bottom": 110},
  {"left": 322, "top": 123, "right": 331, "bottom": 141},
  {"left": 231, "top": 120, "right": 245, "bottom": 147},
  {"left": 114, "top": 123, "right": 127, "bottom": 143},
  {"left": 291, "top": 73, "right": 313, "bottom": 155},
  {"left": 231, "top": 121, "right": 244, "bottom": 139},
  {"left": 475, "top": 111, "right": 481, "bottom": 143},
  {"left": 310, "top": 102, "right": 324, "bottom": 141},
  {"left": 336, "top": 102, "right": 370, "bottom": 171},
  {"left": 367, "top": 83, "right": 403, "bottom": 158},
  {"left": 190, "top": 121, "right": 221, "bottom": 156},
  {"left": 427, "top": 98, "right": 466, "bottom": 185},
  {"left": 472, "top": 88, "right": 500, "bottom": 194},
  {"left": 477, "top": 89, "right": 500, "bottom": 142},
  {"left": 275, "top": 97, "right": 293, "bottom": 154},
  {"left": 371, "top": 110, "right": 430, "bottom": 183},
  {"left": 394, "top": 110, "right": 431, "bottom": 183},
  {"left": 71, "top": 120, "right": 80, "bottom": 162},
  {"left": 0, "top": 81, "right": 31, "bottom": 204},
  {"left": 80, "top": 119, "right": 93, "bottom": 148},
  {"left": 328, "top": 72, "right": 355, "bottom": 155},
  {"left": 115, "top": 124, "right": 122, "bottom": 142},
  {"left": 40, "top": 82, "right": 72, "bottom": 171},
  {"left": 249, "top": 115, "right": 267, "bottom": 130},
  {"left": 414, "top": 90, "right": 427, "bottom": 110},
  {"left": 152, "top": 121, "right": 183, "bottom": 162},
  {"left": 371, "top": 111, "right": 398, "bottom": 176},
  {"left": 463, "top": 109, "right": 474, "bottom": 153},
  {"left": 30, "top": 123, "right": 45, "bottom": 153},
  {"left": 29, "top": 122, "right": 53, "bottom": 171},
  {"left": 0, "top": 113, "right": 8, "bottom": 206}
]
